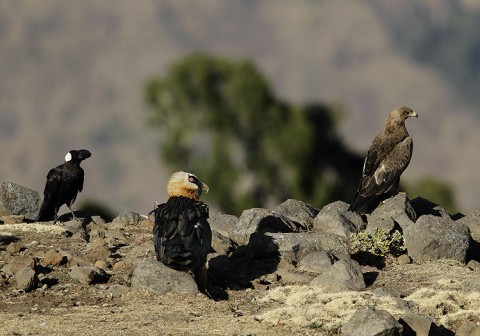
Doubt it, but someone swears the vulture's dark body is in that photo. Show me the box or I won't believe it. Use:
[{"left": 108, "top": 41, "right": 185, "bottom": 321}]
[{"left": 152, "top": 196, "right": 212, "bottom": 272}]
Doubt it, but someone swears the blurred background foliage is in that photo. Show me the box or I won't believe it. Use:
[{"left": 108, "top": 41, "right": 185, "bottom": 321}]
[
  {"left": 145, "top": 53, "right": 459, "bottom": 216},
  {"left": 402, "top": 176, "right": 458, "bottom": 214}
]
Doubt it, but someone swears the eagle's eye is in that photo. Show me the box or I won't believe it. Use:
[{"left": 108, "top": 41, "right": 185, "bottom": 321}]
[{"left": 188, "top": 176, "right": 195, "bottom": 183}]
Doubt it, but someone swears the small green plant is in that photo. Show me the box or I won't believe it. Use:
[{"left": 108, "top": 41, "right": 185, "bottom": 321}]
[{"left": 349, "top": 228, "right": 405, "bottom": 257}]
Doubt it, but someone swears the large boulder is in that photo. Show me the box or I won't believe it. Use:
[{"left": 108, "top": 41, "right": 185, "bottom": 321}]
[
  {"left": 398, "top": 311, "right": 433, "bottom": 336},
  {"left": 231, "top": 208, "right": 304, "bottom": 246},
  {"left": 273, "top": 199, "right": 319, "bottom": 231},
  {"left": 0, "top": 182, "right": 42, "bottom": 220},
  {"left": 131, "top": 259, "right": 199, "bottom": 294},
  {"left": 69, "top": 266, "right": 108, "bottom": 285},
  {"left": 313, "top": 201, "right": 361, "bottom": 237},
  {"left": 298, "top": 251, "right": 336, "bottom": 274},
  {"left": 209, "top": 212, "right": 238, "bottom": 239},
  {"left": 367, "top": 193, "right": 416, "bottom": 233},
  {"left": 403, "top": 215, "right": 471, "bottom": 263},
  {"left": 309, "top": 259, "right": 365, "bottom": 292},
  {"left": 457, "top": 210, "right": 480, "bottom": 242},
  {"left": 342, "top": 306, "right": 403, "bottom": 336},
  {"left": 246, "top": 231, "right": 350, "bottom": 262}
]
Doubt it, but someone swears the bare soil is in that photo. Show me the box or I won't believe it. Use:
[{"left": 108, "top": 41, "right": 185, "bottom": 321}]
[{"left": 0, "top": 221, "right": 479, "bottom": 336}]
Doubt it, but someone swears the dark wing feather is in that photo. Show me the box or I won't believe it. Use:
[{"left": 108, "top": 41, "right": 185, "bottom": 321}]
[
  {"left": 349, "top": 136, "right": 413, "bottom": 214},
  {"left": 152, "top": 198, "right": 211, "bottom": 271},
  {"left": 77, "top": 168, "right": 85, "bottom": 193},
  {"left": 37, "top": 165, "right": 63, "bottom": 221},
  {"left": 360, "top": 136, "right": 413, "bottom": 196}
]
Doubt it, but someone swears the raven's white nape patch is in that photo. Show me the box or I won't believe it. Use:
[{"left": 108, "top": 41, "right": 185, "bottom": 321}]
[{"left": 65, "top": 152, "right": 72, "bottom": 162}]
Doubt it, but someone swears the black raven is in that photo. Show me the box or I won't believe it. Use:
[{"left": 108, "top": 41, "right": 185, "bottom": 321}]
[
  {"left": 150, "top": 171, "right": 211, "bottom": 291},
  {"left": 37, "top": 149, "right": 92, "bottom": 222}
]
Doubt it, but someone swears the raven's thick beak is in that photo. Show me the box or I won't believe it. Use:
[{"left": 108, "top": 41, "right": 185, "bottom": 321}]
[{"left": 78, "top": 149, "right": 92, "bottom": 160}]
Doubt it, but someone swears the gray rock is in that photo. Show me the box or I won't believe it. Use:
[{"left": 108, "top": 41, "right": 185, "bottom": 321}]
[
  {"left": 103, "top": 284, "right": 130, "bottom": 298},
  {"left": 112, "top": 211, "right": 141, "bottom": 227},
  {"left": 0, "top": 182, "right": 42, "bottom": 220},
  {"left": 91, "top": 216, "right": 106, "bottom": 226},
  {"left": 467, "top": 260, "right": 480, "bottom": 271},
  {"left": 456, "top": 321, "right": 480, "bottom": 336},
  {"left": 6, "top": 242, "right": 22, "bottom": 254},
  {"left": 87, "top": 245, "right": 112, "bottom": 262},
  {"left": 209, "top": 212, "right": 238, "bottom": 239},
  {"left": 211, "top": 231, "right": 235, "bottom": 255},
  {"left": 14, "top": 267, "right": 37, "bottom": 291},
  {"left": 63, "top": 219, "right": 86, "bottom": 235},
  {"left": 43, "top": 249, "right": 67, "bottom": 266},
  {"left": 342, "top": 306, "right": 403, "bottom": 336},
  {"left": 231, "top": 208, "right": 304, "bottom": 246},
  {"left": 0, "top": 215, "right": 25, "bottom": 224},
  {"left": 398, "top": 312, "right": 433, "bottom": 336},
  {"left": 457, "top": 210, "right": 480, "bottom": 242},
  {"left": 396, "top": 254, "right": 411, "bottom": 265},
  {"left": 131, "top": 259, "right": 198, "bottom": 294},
  {"left": 69, "top": 266, "right": 108, "bottom": 285},
  {"left": 273, "top": 199, "right": 319, "bottom": 231},
  {"left": 298, "top": 251, "right": 336, "bottom": 274},
  {"left": 246, "top": 231, "right": 350, "bottom": 262},
  {"left": 1, "top": 255, "right": 36, "bottom": 276},
  {"left": 275, "top": 269, "right": 314, "bottom": 285},
  {"left": 403, "top": 215, "right": 471, "bottom": 263},
  {"left": 313, "top": 201, "right": 359, "bottom": 237},
  {"left": 367, "top": 193, "right": 416, "bottom": 233},
  {"left": 310, "top": 259, "right": 365, "bottom": 292}
]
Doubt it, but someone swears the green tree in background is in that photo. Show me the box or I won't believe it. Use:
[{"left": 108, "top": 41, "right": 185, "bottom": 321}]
[{"left": 145, "top": 53, "right": 364, "bottom": 215}]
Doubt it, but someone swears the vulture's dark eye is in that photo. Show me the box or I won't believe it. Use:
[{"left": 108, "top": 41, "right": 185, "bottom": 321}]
[{"left": 188, "top": 176, "right": 195, "bottom": 183}]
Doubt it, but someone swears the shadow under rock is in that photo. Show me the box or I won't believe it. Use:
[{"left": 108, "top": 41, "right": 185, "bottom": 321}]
[
  {"left": 363, "top": 271, "right": 379, "bottom": 287},
  {"left": 0, "top": 235, "right": 19, "bottom": 246},
  {"left": 208, "top": 235, "right": 280, "bottom": 300}
]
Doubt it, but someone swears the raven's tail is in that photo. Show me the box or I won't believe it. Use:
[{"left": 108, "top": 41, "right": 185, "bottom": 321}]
[{"left": 36, "top": 202, "right": 56, "bottom": 222}]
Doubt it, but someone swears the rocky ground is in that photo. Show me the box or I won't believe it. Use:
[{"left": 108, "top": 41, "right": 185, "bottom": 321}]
[{"left": 1, "top": 182, "right": 480, "bottom": 335}]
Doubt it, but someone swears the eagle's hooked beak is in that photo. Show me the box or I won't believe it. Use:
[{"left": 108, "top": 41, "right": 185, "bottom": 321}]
[{"left": 410, "top": 111, "right": 418, "bottom": 118}]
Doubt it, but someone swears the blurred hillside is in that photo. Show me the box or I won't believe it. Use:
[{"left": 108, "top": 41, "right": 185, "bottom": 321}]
[{"left": 1, "top": 0, "right": 480, "bottom": 214}]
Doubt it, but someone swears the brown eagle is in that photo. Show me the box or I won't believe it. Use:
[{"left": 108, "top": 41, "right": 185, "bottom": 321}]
[
  {"left": 151, "top": 171, "right": 211, "bottom": 291},
  {"left": 348, "top": 106, "right": 418, "bottom": 215}
]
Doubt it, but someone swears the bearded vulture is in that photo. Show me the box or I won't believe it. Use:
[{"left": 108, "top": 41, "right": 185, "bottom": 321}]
[{"left": 151, "top": 171, "right": 212, "bottom": 291}]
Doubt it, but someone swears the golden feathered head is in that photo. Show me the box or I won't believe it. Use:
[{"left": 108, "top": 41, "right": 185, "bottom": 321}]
[{"left": 167, "top": 171, "right": 209, "bottom": 201}]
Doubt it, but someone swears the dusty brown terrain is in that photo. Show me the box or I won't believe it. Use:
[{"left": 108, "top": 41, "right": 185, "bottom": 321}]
[{"left": 0, "top": 220, "right": 479, "bottom": 336}]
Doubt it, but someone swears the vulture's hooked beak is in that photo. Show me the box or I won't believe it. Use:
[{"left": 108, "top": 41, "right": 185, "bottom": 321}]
[{"left": 200, "top": 182, "right": 209, "bottom": 194}]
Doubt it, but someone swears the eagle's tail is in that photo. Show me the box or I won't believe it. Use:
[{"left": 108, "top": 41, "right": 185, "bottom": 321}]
[{"left": 348, "top": 194, "right": 377, "bottom": 215}]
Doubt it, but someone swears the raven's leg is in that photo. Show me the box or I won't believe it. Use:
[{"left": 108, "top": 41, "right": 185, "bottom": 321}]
[{"left": 67, "top": 204, "right": 77, "bottom": 221}]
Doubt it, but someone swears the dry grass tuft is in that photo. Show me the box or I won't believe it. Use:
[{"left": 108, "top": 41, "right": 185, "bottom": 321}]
[{"left": 258, "top": 281, "right": 480, "bottom": 333}]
